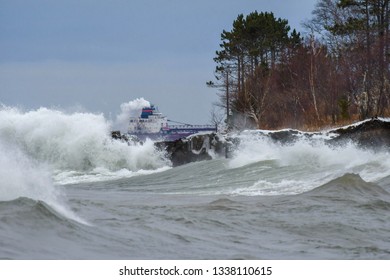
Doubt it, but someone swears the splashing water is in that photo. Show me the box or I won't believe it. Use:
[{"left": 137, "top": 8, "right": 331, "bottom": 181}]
[
  {"left": 226, "top": 130, "right": 390, "bottom": 196},
  {"left": 0, "top": 103, "right": 170, "bottom": 223},
  {"left": 113, "top": 98, "right": 150, "bottom": 131},
  {"left": 0, "top": 105, "right": 170, "bottom": 183}
]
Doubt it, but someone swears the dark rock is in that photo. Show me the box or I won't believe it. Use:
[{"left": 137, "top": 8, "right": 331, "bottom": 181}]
[
  {"left": 328, "top": 119, "right": 390, "bottom": 148},
  {"left": 268, "top": 130, "right": 300, "bottom": 144},
  {"left": 155, "top": 133, "right": 230, "bottom": 167},
  {"left": 113, "top": 118, "right": 390, "bottom": 167},
  {"left": 110, "top": 131, "right": 228, "bottom": 166},
  {"left": 253, "top": 119, "right": 390, "bottom": 148},
  {"left": 111, "top": 131, "right": 122, "bottom": 140},
  {"left": 111, "top": 131, "right": 139, "bottom": 144}
]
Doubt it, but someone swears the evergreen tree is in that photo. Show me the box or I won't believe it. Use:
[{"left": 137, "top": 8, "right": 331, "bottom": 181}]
[{"left": 211, "top": 11, "right": 301, "bottom": 128}]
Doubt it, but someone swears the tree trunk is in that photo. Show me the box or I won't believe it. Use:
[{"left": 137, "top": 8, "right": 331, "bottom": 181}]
[{"left": 310, "top": 37, "right": 321, "bottom": 122}]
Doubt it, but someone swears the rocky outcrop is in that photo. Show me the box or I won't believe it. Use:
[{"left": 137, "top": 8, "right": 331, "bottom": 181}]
[
  {"left": 111, "top": 130, "right": 140, "bottom": 145},
  {"left": 155, "top": 133, "right": 230, "bottom": 167},
  {"left": 110, "top": 130, "right": 229, "bottom": 166},
  {"left": 329, "top": 118, "right": 390, "bottom": 148},
  {"left": 112, "top": 118, "right": 390, "bottom": 167},
  {"left": 233, "top": 118, "right": 390, "bottom": 148}
]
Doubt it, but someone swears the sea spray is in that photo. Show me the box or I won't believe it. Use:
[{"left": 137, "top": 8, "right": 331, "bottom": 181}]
[
  {"left": 0, "top": 138, "right": 54, "bottom": 202},
  {"left": 0, "top": 138, "right": 88, "bottom": 224},
  {"left": 226, "top": 130, "right": 390, "bottom": 195},
  {"left": 0, "top": 105, "right": 170, "bottom": 185},
  {"left": 1, "top": 112, "right": 390, "bottom": 259},
  {"left": 113, "top": 98, "right": 150, "bottom": 131}
]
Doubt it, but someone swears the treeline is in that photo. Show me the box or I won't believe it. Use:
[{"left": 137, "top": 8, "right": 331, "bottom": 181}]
[{"left": 209, "top": 0, "right": 390, "bottom": 130}]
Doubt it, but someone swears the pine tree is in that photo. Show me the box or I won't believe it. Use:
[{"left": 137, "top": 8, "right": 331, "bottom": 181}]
[{"left": 210, "top": 11, "right": 301, "bottom": 128}]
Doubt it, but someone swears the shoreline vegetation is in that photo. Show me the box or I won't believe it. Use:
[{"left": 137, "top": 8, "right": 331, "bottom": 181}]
[{"left": 208, "top": 0, "right": 390, "bottom": 132}]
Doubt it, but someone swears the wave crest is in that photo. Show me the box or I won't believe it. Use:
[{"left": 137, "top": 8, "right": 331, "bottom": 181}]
[{"left": 0, "top": 106, "right": 170, "bottom": 184}]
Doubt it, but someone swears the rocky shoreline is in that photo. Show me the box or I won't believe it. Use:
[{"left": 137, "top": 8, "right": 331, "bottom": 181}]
[
  {"left": 155, "top": 133, "right": 229, "bottom": 167},
  {"left": 113, "top": 118, "right": 390, "bottom": 167},
  {"left": 330, "top": 118, "right": 390, "bottom": 147}
]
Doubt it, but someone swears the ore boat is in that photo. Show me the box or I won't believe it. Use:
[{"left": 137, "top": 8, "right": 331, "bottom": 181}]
[{"left": 127, "top": 105, "right": 217, "bottom": 141}]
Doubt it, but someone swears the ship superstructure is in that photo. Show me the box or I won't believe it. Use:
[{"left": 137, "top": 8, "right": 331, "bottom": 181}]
[{"left": 128, "top": 105, "right": 216, "bottom": 141}]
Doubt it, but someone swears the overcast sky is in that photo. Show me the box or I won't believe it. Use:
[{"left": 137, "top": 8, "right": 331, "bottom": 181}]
[{"left": 0, "top": 0, "right": 317, "bottom": 125}]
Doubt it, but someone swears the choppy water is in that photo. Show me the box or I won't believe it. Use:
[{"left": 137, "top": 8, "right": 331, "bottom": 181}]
[{"left": 1, "top": 105, "right": 390, "bottom": 259}]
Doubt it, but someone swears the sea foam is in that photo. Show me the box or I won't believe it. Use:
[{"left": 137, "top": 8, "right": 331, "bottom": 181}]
[
  {"left": 0, "top": 105, "right": 170, "bottom": 185},
  {"left": 227, "top": 130, "right": 390, "bottom": 195}
]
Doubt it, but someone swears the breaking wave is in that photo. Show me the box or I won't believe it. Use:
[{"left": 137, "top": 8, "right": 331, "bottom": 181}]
[
  {"left": 0, "top": 136, "right": 87, "bottom": 224},
  {"left": 0, "top": 104, "right": 170, "bottom": 222},
  {"left": 0, "top": 105, "right": 170, "bottom": 184},
  {"left": 228, "top": 130, "right": 390, "bottom": 183}
]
